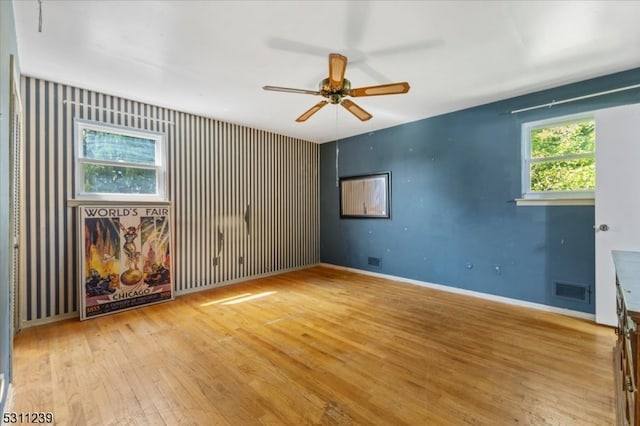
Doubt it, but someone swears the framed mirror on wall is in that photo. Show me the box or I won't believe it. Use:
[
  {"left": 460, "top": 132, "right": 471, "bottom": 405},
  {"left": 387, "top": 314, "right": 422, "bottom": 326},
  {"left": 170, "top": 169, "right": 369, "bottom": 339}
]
[{"left": 339, "top": 172, "right": 390, "bottom": 219}]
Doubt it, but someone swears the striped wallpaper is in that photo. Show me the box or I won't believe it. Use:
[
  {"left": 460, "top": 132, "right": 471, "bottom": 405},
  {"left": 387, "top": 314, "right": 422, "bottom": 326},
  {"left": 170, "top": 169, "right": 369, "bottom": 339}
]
[{"left": 21, "top": 76, "right": 320, "bottom": 325}]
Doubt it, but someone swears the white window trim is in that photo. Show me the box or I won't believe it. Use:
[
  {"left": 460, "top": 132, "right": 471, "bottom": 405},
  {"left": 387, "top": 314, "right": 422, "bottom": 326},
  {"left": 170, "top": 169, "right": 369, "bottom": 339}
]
[
  {"left": 520, "top": 112, "right": 595, "bottom": 205},
  {"left": 74, "top": 119, "right": 167, "bottom": 202},
  {"left": 514, "top": 198, "right": 594, "bottom": 207}
]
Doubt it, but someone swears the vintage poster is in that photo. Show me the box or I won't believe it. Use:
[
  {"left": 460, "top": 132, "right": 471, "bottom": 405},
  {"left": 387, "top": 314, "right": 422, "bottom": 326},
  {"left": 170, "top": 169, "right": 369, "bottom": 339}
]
[{"left": 79, "top": 205, "right": 174, "bottom": 320}]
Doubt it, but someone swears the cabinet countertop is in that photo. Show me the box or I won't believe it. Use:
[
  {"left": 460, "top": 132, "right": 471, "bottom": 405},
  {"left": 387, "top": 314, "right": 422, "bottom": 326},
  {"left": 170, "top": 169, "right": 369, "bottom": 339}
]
[{"left": 613, "top": 250, "right": 640, "bottom": 314}]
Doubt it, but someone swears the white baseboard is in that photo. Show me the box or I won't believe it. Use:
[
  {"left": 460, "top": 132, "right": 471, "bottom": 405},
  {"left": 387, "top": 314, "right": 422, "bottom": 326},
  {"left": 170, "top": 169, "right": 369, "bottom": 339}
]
[
  {"left": 319, "top": 262, "right": 596, "bottom": 321},
  {"left": 20, "top": 311, "right": 79, "bottom": 329},
  {"left": 19, "top": 264, "right": 322, "bottom": 328},
  {"left": 20, "top": 262, "right": 593, "bottom": 327},
  {"left": 175, "top": 263, "right": 319, "bottom": 296}
]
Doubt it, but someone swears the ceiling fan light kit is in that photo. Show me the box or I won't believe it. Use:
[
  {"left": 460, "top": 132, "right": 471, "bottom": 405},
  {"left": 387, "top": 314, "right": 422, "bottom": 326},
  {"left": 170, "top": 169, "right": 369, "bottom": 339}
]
[{"left": 263, "top": 53, "right": 410, "bottom": 122}]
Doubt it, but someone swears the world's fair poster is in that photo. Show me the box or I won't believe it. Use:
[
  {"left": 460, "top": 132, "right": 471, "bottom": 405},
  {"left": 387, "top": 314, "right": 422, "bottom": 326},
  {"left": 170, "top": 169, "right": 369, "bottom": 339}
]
[{"left": 79, "top": 205, "right": 174, "bottom": 320}]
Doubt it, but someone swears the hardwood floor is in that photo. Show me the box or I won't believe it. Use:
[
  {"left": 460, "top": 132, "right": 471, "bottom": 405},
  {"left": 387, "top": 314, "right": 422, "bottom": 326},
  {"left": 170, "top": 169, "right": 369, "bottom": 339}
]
[{"left": 9, "top": 266, "right": 615, "bottom": 425}]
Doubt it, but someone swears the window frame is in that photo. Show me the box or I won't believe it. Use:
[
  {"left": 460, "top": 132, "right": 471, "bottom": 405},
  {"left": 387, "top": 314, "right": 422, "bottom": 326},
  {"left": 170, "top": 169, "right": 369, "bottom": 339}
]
[
  {"left": 521, "top": 112, "right": 595, "bottom": 201},
  {"left": 74, "top": 119, "right": 167, "bottom": 202}
]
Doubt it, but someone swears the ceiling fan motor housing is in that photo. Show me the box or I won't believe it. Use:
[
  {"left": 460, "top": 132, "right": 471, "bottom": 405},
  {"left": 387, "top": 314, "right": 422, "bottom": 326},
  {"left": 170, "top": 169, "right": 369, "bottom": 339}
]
[{"left": 320, "top": 78, "right": 351, "bottom": 103}]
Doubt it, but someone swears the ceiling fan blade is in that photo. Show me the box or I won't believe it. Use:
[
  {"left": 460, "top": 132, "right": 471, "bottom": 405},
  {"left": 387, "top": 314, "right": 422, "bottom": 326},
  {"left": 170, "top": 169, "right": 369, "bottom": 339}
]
[
  {"left": 263, "top": 85, "right": 321, "bottom": 96},
  {"left": 345, "top": 1, "right": 372, "bottom": 47},
  {"left": 350, "top": 82, "right": 410, "bottom": 97},
  {"left": 341, "top": 99, "right": 372, "bottom": 121},
  {"left": 329, "top": 53, "right": 348, "bottom": 90},
  {"left": 296, "top": 101, "right": 328, "bottom": 122},
  {"left": 353, "top": 62, "right": 390, "bottom": 85},
  {"left": 266, "top": 37, "right": 329, "bottom": 57},
  {"left": 367, "top": 40, "right": 444, "bottom": 57}
]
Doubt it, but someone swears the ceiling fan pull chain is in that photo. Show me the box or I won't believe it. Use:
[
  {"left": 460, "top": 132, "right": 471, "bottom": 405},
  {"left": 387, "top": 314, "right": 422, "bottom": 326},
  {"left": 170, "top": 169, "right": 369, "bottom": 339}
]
[{"left": 335, "top": 106, "right": 340, "bottom": 187}]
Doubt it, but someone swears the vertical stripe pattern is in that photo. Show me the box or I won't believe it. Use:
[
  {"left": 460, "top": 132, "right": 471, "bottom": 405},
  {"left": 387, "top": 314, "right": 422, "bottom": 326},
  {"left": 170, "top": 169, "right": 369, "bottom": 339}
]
[{"left": 21, "top": 76, "right": 320, "bottom": 324}]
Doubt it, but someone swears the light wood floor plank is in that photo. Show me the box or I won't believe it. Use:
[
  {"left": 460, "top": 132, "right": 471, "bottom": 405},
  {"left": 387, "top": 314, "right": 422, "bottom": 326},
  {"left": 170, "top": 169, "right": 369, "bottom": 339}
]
[{"left": 9, "top": 266, "right": 615, "bottom": 425}]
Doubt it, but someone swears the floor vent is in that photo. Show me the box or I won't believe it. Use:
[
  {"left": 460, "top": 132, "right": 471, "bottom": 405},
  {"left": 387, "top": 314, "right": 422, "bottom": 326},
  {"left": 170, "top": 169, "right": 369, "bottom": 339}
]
[
  {"left": 368, "top": 257, "right": 381, "bottom": 267},
  {"left": 554, "top": 281, "right": 589, "bottom": 303}
]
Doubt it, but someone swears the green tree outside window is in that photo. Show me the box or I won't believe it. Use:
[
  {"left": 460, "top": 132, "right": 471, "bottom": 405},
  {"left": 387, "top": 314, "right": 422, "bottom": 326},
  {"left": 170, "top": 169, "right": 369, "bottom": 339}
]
[
  {"left": 75, "top": 120, "right": 166, "bottom": 200},
  {"left": 528, "top": 120, "right": 595, "bottom": 193}
]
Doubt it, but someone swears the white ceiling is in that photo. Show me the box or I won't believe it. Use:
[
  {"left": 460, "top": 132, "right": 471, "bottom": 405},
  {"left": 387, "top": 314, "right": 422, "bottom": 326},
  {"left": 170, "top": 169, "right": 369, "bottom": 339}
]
[{"left": 12, "top": 0, "right": 640, "bottom": 143}]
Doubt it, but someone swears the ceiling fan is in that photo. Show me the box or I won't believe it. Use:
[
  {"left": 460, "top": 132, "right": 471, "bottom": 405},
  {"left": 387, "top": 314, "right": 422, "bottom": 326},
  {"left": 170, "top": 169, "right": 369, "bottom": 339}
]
[{"left": 262, "top": 53, "right": 410, "bottom": 122}]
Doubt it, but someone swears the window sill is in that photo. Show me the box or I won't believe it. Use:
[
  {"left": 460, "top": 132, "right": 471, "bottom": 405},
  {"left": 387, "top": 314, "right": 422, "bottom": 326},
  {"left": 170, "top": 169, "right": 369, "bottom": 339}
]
[
  {"left": 515, "top": 198, "right": 594, "bottom": 206},
  {"left": 67, "top": 199, "right": 171, "bottom": 207}
]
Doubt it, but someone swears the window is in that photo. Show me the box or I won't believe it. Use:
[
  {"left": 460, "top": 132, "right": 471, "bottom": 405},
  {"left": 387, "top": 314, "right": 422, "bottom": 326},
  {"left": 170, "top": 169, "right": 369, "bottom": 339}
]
[
  {"left": 521, "top": 113, "right": 595, "bottom": 201},
  {"left": 74, "top": 119, "right": 167, "bottom": 201}
]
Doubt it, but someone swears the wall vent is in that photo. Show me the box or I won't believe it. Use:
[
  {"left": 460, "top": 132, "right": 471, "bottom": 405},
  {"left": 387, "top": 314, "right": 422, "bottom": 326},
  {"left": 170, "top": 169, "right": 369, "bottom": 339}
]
[
  {"left": 554, "top": 281, "right": 589, "bottom": 303},
  {"left": 368, "top": 257, "right": 381, "bottom": 267}
]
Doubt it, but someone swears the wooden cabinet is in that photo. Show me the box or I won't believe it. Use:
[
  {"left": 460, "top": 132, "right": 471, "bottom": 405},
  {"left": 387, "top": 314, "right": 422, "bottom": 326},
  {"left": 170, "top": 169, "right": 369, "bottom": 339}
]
[{"left": 613, "top": 250, "right": 640, "bottom": 426}]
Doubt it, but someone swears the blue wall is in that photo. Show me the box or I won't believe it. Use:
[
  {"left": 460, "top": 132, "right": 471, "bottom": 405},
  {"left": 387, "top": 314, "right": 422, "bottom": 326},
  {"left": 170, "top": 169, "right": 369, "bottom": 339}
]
[{"left": 320, "top": 68, "right": 640, "bottom": 314}]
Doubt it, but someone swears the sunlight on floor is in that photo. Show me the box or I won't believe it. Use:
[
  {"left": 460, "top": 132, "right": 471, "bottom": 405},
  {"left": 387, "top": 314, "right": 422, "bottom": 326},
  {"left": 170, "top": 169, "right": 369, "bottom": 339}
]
[{"left": 200, "top": 291, "right": 277, "bottom": 307}]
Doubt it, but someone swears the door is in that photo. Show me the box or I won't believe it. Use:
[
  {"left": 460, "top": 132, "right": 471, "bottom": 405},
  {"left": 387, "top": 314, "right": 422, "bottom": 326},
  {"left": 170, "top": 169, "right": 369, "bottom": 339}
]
[
  {"left": 595, "top": 103, "right": 640, "bottom": 326},
  {"left": 10, "top": 55, "right": 22, "bottom": 337}
]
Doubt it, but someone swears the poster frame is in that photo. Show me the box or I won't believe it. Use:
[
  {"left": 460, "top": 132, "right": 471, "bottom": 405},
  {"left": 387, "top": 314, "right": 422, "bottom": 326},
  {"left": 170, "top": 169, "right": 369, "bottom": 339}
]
[{"left": 78, "top": 203, "right": 175, "bottom": 320}]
